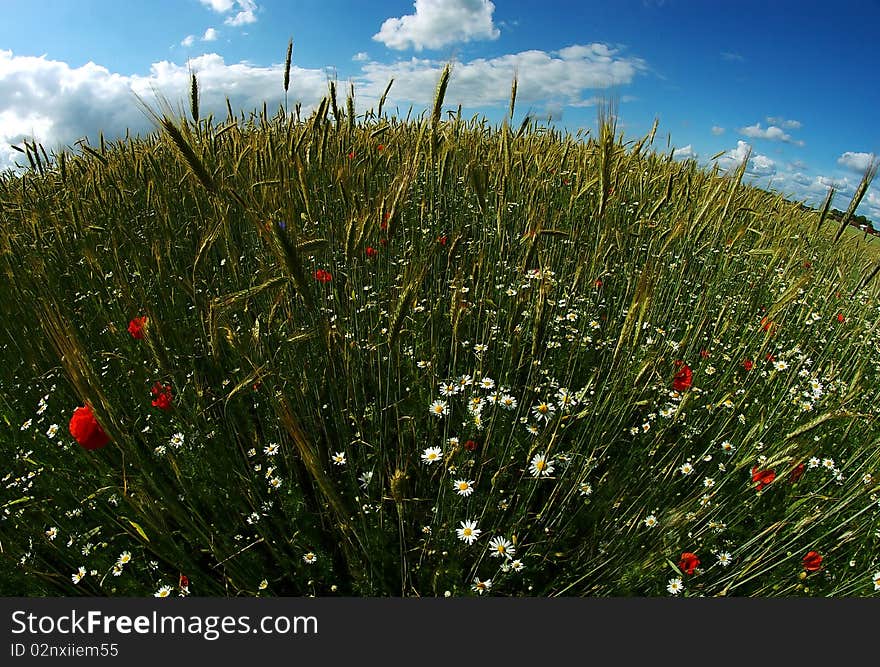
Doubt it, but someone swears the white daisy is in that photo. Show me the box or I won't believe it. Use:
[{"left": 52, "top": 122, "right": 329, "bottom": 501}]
[
  {"left": 472, "top": 578, "right": 492, "bottom": 595},
  {"left": 479, "top": 376, "right": 495, "bottom": 390},
  {"left": 170, "top": 432, "right": 185, "bottom": 449},
  {"left": 499, "top": 395, "right": 518, "bottom": 410},
  {"left": 154, "top": 585, "right": 173, "bottom": 598},
  {"left": 643, "top": 514, "right": 659, "bottom": 528},
  {"left": 421, "top": 446, "right": 443, "bottom": 464},
  {"left": 46, "top": 424, "right": 59, "bottom": 438},
  {"left": 456, "top": 520, "right": 481, "bottom": 544},
  {"left": 453, "top": 479, "right": 475, "bottom": 497},
  {"left": 667, "top": 578, "right": 684, "bottom": 595},
  {"left": 529, "top": 453, "right": 555, "bottom": 478},
  {"left": 71, "top": 567, "right": 86, "bottom": 584},
  {"left": 303, "top": 552, "right": 317, "bottom": 565},
  {"left": 717, "top": 552, "right": 733, "bottom": 567},
  {"left": 531, "top": 401, "right": 556, "bottom": 422},
  {"left": 488, "top": 536, "right": 515, "bottom": 559},
  {"left": 331, "top": 452, "right": 347, "bottom": 465},
  {"left": 429, "top": 399, "right": 449, "bottom": 417}
]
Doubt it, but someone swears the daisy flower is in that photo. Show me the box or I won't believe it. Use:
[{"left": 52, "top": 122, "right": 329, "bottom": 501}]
[
  {"left": 170, "top": 432, "right": 185, "bottom": 449},
  {"left": 873, "top": 572, "right": 880, "bottom": 591},
  {"left": 456, "top": 520, "right": 481, "bottom": 544},
  {"left": 717, "top": 552, "right": 733, "bottom": 567},
  {"left": 472, "top": 578, "right": 492, "bottom": 595},
  {"left": 488, "top": 536, "right": 515, "bottom": 559},
  {"left": 154, "top": 585, "right": 173, "bottom": 598},
  {"left": 453, "top": 479, "right": 475, "bottom": 497},
  {"left": 429, "top": 399, "right": 449, "bottom": 417},
  {"left": 578, "top": 482, "right": 593, "bottom": 496},
  {"left": 555, "top": 388, "right": 578, "bottom": 411},
  {"left": 303, "top": 552, "right": 318, "bottom": 565},
  {"left": 479, "top": 376, "right": 495, "bottom": 390},
  {"left": 644, "top": 514, "right": 659, "bottom": 528},
  {"left": 264, "top": 443, "right": 279, "bottom": 456},
  {"left": 529, "top": 453, "right": 555, "bottom": 478},
  {"left": 679, "top": 462, "right": 695, "bottom": 476},
  {"left": 46, "top": 424, "right": 59, "bottom": 438},
  {"left": 331, "top": 452, "right": 347, "bottom": 465},
  {"left": 117, "top": 551, "right": 132, "bottom": 566},
  {"left": 499, "top": 395, "right": 518, "bottom": 410},
  {"left": 439, "top": 382, "right": 457, "bottom": 397},
  {"left": 667, "top": 578, "right": 684, "bottom": 595},
  {"left": 45, "top": 527, "right": 58, "bottom": 541},
  {"left": 531, "top": 401, "right": 556, "bottom": 422},
  {"left": 358, "top": 471, "right": 373, "bottom": 489},
  {"left": 71, "top": 567, "right": 86, "bottom": 584},
  {"left": 421, "top": 446, "right": 443, "bottom": 464}
]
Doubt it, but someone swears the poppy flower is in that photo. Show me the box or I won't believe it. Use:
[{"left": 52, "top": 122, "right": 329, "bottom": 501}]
[
  {"left": 765, "top": 353, "right": 776, "bottom": 362},
  {"left": 751, "top": 466, "right": 776, "bottom": 491},
  {"left": 760, "top": 316, "right": 778, "bottom": 335},
  {"left": 347, "top": 151, "right": 355, "bottom": 160},
  {"left": 127, "top": 316, "right": 148, "bottom": 340},
  {"left": 151, "top": 382, "right": 173, "bottom": 411},
  {"left": 464, "top": 439, "right": 478, "bottom": 452},
  {"left": 802, "top": 551, "right": 823, "bottom": 572},
  {"left": 743, "top": 359, "right": 754, "bottom": 371},
  {"left": 379, "top": 238, "right": 388, "bottom": 247},
  {"left": 836, "top": 313, "right": 845, "bottom": 323},
  {"left": 313, "top": 269, "right": 332, "bottom": 283},
  {"left": 437, "top": 235, "right": 448, "bottom": 246},
  {"left": 789, "top": 462, "right": 806, "bottom": 484},
  {"left": 69, "top": 405, "right": 110, "bottom": 450},
  {"left": 594, "top": 279, "right": 603, "bottom": 288},
  {"left": 678, "top": 552, "right": 700, "bottom": 575},
  {"left": 700, "top": 349, "right": 710, "bottom": 359},
  {"left": 377, "top": 144, "right": 384, "bottom": 151},
  {"left": 365, "top": 246, "right": 378, "bottom": 258},
  {"left": 179, "top": 574, "right": 190, "bottom": 589},
  {"left": 672, "top": 364, "right": 693, "bottom": 392}
]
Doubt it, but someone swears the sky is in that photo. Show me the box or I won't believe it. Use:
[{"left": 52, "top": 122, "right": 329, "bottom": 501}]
[{"left": 1, "top": 0, "right": 879, "bottom": 222}]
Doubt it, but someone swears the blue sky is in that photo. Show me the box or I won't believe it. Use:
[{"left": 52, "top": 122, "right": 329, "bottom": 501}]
[{"left": 1, "top": 0, "right": 878, "bottom": 221}]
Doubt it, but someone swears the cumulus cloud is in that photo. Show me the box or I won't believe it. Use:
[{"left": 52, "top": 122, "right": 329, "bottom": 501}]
[
  {"left": 837, "top": 151, "right": 875, "bottom": 172},
  {"left": 715, "top": 140, "right": 776, "bottom": 177},
  {"left": 373, "top": 0, "right": 500, "bottom": 51},
  {"left": 766, "top": 116, "right": 801, "bottom": 130},
  {"left": 672, "top": 144, "right": 697, "bottom": 160},
  {"left": 738, "top": 122, "right": 804, "bottom": 146},
  {"left": 203, "top": 28, "right": 219, "bottom": 42},
  {"left": 711, "top": 125, "right": 724, "bottom": 135},
  {"left": 352, "top": 52, "right": 370, "bottom": 62},
  {"left": 181, "top": 35, "right": 196, "bottom": 47},
  {"left": 357, "top": 44, "right": 646, "bottom": 110},
  {"left": 199, "top": 0, "right": 258, "bottom": 26},
  {"left": 0, "top": 50, "right": 328, "bottom": 172}
]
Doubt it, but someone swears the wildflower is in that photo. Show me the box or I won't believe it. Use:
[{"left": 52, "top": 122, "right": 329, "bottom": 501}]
[
  {"left": 773, "top": 359, "right": 789, "bottom": 371},
  {"left": 802, "top": 551, "right": 823, "bottom": 572},
  {"left": 872, "top": 572, "right": 880, "bottom": 591},
  {"left": 751, "top": 466, "right": 776, "bottom": 491},
  {"left": 717, "top": 552, "right": 733, "bottom": 567},
  {"left": 679, "top": 552, "right": 700, "bottom": 575},
  {"left": 836, "top": 313, "right": 845, "bottom": 323},
  {"left": 128, "top": 316, "right": 148, "bottom": 339},
  {"left": 531, "top": 401, "right": 556, "bottom": 422},
  {"left": 331, "top": 452, "right": 347, "bottom": 466},
  {"left": 456, "top": 520, "right": 481, "bottom": 544},
  {"left": 463, "top": 439, "right": 478, "bottom": 452},
  {"left": 268, "top": 477, "right": 282, "bottom": 490},
  {"left": 760, "top": 316, "right": 778, "bottom": 335},
  {"left": 259, "top": 579, "right": 268, "bottom": 590},
  {"left": 437, "top": 235, "right": 448, "bottom": 246},
  {"left": 429, "top": 399, "right": 449, "bottom": 417},
  {"left": 169, "top": 432, "right": 184, "bottom": 449},
  {"left": 71, "top": 567, "right": 86, "bottom": 584},
  {"left": 421, "top": 446, "right": 443, "bottom": 464},
  {"left": 358, "top": 471, "right": 373, "bottom": 489},
  {"left": 720, "top": 441, "right": 735, "bottom": 454},
  {"left": 509, "top": 559, "right": 524, "bottom": 572},
  {"left": 472, "top": 578, "right": 492, "bottom": 595},
  {"left": 579, "top": 482, "right": 593, "bottom": 496},
  {"left": 69, "top": 405, "right": 110, "bottom": 450},
  {"left": 672, "top": 363, "right": 693, "bottom": 391},
  {"left": 479, "top": 376, "right": 495, "bottom": 390},
  {"left": 679, "top": 462, "right": 695, "bottom": 476},
  {"left": 46, "top": 424, "right": 59, "bottom": 439},
  {"left": 264, "top": 443, "right": 279, "bottom": 456},
  {"left": 112, "top": 564, "right": 123, "bottom": 576},
  {"left": 644, "top": 514, "right": 659, "bottom": 528},
  {"left": 303, "top": 552, "right": 318, "bottom": 565},
  {"left": 488, "top": 536, "right": 515, "bottom": 559},
  {"left": 154, "top": 585, "right": 173, "bottom": 598},
  {"left": 313, "top": 269, "right": 333, "bottom": 283},
  {"left": 667, "top": 578, "right": 684, "bottom": 595},
  {"left": 439, "top": 382, "right": 457, "bottom": 396},
  {"left": 499, "top": 395, "right": 518, "bottom": 410},
  {"left": 117, "top": 551, "right": 132, "bottom": 566},
  {"left": 529, "top": 453, "right": 555, "bottom": 478},
  {"left": 20, "top": 419, "right": 32, "bottom": 431},
  {"left": 179, "top": 574, "right": 190, "bottom": 592},
  {"left": 365, "top": 246, "right": 378, "bottom": 258},
  {"left": 45, "top": 527, "right": 58, "bottom": 541},
  {"left": 789, "top": 463, "right": 806, "bottom": 483},
  {"left": 453, "top": 479, "right": 475, "bottom": 497},
  {"left": 151, "top": 382, "right": 173, "bottom": 411},
  {"left": 743, "top": 359, "right": 754, "bottom": 371}
]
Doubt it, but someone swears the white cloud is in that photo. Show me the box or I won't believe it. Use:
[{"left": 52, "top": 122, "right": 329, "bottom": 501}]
[
  {"left": 766, "top": 116, "right": 801, "bottom": 130},
  {"left": 202, "top": 28, "right": 219, "bottom": 42},
  {"left": 0, "top": 50, "right": 328, "bottom": 172},
  {"left": 739, "top": 122, "right": 804, "bottom": 146},
  {"left": 837, "top": 151, "right": 875, "bottom": 172},
  {"left": 711, "top": 125, "right": 724, "bottom": 135},
  {"left": 181, "top": 35, "right": 196, "bottom": 47},
  {"left": 673, "top": 144, "right": 697, "bottom": 160},
  {"left": 357, "top": 44, "right": 646, "bottom": 109},
  {"left": 374, "top": 0, "right": 500, "bottom": 51},
  {"left": 720, "top": 52, "right": 745, "bottom": 62},
  {"left": 715, "top": 140, "right": 776, "bottom": 177},
  {"left": 200, "top": 0, "right": 235, "bottom": 11},
  {"left": 353, "top": 52, "right": 370, "bottom": 62}
]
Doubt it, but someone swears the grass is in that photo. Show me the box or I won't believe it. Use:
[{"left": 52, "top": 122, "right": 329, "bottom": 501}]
[{"left": 1, "top": 71, "right": 879, "bottom": 598}]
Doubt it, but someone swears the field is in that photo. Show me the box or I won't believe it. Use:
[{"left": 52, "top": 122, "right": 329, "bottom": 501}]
[{"left": 1, "top": 70, "right": 879, "bottom": 597}]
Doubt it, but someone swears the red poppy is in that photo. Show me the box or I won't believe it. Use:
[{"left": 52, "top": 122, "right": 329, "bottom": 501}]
[
  {"left": 377, "top": 144, "right": 384, "bottom": 151},
  {"left": 69, "top": 405, "right": 110, "bottom": 450},
  {"left": 313, "top": 269, "right": 333, "bottom": 283},
  {"left": 179, "top": 574, "right": 190, "bottom": 589},
  {"left": 437, "top": 235, "right": 448, "bottom": 246},
  {"left": 347, "top": 151, "right": 355, "bottom": 160},
  {"left": 151, "top": 382, "right": 173, "bottom": 411},
  {"left": 594, "top": 279, "right": 603, "bottom": 288},
  {"left": 789, "top": 462, "right": 806, "bottom": 484},
  {"left": 836, "top": 313, "right": 845, "bottom": 323},
  {"left": 672, "top": 364, "right": 693, "bottom": 391},
  {"left": 802, "top": 551, "right": 823, "bottom": 572},
  {"left": 760, "top": 316, "right": 777, "bottom": 335},
  {"left": 803, "top": 261, "right": 812, "bottom": 269},
  {"left": 678, "top": 552, "right": 700, "bottom": 575},
  {"left": 765, "top": 353, "right": 776, "bottom": 362},
  {"left": 751, "top": 466, "right": 776, "bottom": 491},
  {"left": 379, "top": 238, "right": 388, "bottom": 247},
  {"left": 127, "top": 316, "right": 147, "bottom": 340},
  {"left": 464, "top": 439, "right": 478, "bottom": 452},
  {"left": 743, "top": 359, "right": 754, "bottom": 371},
  {"left": 365, "top": 246, "right": 378, "bottom": 258},
  {"left": 700, "top": 349, "right": 710, "bottom": 359}
]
